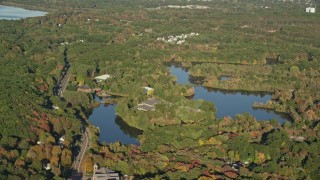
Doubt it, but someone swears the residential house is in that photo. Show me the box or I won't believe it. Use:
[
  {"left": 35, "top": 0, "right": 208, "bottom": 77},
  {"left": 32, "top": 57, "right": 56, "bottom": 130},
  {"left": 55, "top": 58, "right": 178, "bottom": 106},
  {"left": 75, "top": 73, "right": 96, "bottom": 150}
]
[
  {"left": 92, "top": 164, "right": 120, "bottom": 180},
  {"left": 93, "top": 87, "right": 102, "bottom": 92},
  {"left": 144, "top": 87, "right": 154, "bottom": 95},
  {"left": 96, "top": 90, "right": 110, "bottom": 97},
  {"left": 95, "top": 74, "right": 112, "bottom": 83},
  {"left": 43, "top": 163, "right": 51, "bottom": 170},
  {"left": 136, "top": 98, "right": 160, "bottom": 111},
  {"left": 306, "top": 7, "right": 316, "bottom": 13},
  {"left": 59, "top": 136, "right": 65, "bottom": 144},
  {"left": 144, "top": 28, "right": 153, "bottom": 33},
  {"left": 77, "top": 85, "right": 92, "bottom": 93},
  {"left": 52, "top": 105, "right": 60, "bottom": 110}
]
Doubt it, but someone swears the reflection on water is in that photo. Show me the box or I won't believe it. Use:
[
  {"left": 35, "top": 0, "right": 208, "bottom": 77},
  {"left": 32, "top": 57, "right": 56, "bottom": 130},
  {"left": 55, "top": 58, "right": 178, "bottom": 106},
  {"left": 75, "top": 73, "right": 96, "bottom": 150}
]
[
  {"left": 170, "top": 65, "right": 290, "bottom": 124},
  {"left": 115, "top": 116, "right": 143, "bottom": 138},
  {"left": 89, "top": 96, "right": 141, "bottom": 145},
  {"left": 0, "top": 5, "right": 47, "bottom": 20},
  {"left": 202, "top": 87, "right": 270, "bottom": 97}
]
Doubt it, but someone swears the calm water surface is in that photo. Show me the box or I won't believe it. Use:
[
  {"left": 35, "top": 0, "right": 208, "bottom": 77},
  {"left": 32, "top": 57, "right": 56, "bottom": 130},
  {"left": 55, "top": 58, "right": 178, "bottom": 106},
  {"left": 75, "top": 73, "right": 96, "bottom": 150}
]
[
  {"left": 88, "top": 96, "right": 141, "bottom": 144},
  {"left": 170, "top": 65, "right": 290, "bottom": 124},
  {"left": 0, "top": 5, "right": 47, "bottom": 20}
]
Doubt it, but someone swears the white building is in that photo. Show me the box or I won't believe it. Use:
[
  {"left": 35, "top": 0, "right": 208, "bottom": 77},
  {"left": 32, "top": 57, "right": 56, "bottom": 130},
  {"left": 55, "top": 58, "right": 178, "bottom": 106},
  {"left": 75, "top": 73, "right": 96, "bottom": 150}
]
[
  {"left": 52, "top": 105, "right": 59, "bottom": 110},
  {"left": 59, "top": 136, "right": 65, "bottom": 143},
  {"left": 44, "top": 163, "right": 51, "bottom": 170},
  {"left": 95, "top": 74, "right": 112, "bottom": 83},
  {"left": 306, "top": 7, "right": 316, "bottom": 13}
]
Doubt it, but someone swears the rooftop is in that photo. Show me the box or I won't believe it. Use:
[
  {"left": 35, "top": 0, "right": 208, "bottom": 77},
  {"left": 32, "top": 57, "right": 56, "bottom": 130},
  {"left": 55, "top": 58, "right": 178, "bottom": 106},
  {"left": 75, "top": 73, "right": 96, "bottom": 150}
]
[
  {"left": 78, "top": 84, "right": 91, "bottom": 89},
  {"left": 135, "top": 98, "right": 160, "bottom": 111},
  {"left": 142, "top": 98, "right": 160, "bottom": 106},
  {"left": 95, "top": 74, "right": 111, "bottom": 80},
  {"left": 136, "top": 104, "right": 155, "bottom": 111},
  {"left": 93, "top": 164, "right": 120, "bottom": 180}
]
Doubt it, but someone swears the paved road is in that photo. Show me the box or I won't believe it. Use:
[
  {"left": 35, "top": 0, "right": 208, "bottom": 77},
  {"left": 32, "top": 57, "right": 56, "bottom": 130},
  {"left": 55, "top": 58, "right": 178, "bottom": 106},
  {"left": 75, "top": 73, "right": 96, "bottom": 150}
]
[
  {"left": 58, "top": 66, "right": 71, "bottom": 97},
  {"left": 72, "top": 128, "right": 91, "bottom": 180}
]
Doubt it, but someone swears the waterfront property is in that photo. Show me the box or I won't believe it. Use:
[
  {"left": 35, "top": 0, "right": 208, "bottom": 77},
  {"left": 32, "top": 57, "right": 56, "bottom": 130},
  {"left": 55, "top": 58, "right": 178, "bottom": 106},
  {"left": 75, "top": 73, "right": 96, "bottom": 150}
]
[
  {"left": 143, "top": 87, "right": 154, "bottom": 95},
  {"left": 77, "top": 85, "right": 92, "bottom": 93},
  {"left": 136, "top": 98, "right": 160, "bottom": 111},
  {"left": 96, "top": 90, "right": 110, "bottom": 97}
]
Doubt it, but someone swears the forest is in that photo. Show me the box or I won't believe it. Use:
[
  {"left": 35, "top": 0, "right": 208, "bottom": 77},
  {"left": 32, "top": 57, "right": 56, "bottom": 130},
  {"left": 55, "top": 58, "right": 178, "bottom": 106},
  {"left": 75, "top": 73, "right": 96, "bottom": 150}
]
[{"left": 0, "top": 0, "right": 320, "bottom": 179}]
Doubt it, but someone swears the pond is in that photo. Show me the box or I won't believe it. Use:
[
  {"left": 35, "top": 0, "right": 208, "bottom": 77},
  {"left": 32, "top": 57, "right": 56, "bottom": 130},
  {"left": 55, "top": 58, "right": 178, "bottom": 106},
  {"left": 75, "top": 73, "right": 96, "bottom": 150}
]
[
  {"left": 88, "top": 96, "right": 141, "bottom": 145},
  {"left": 0, "top": 5, "right": 47, "bottom": 20},
  {"left": 170, "top": 65, "right": 290, "bottom": 124}
]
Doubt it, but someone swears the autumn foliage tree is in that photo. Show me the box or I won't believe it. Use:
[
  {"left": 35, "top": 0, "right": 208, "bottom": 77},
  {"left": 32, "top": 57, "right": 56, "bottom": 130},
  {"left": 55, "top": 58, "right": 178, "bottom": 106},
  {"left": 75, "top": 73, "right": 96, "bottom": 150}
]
[
  {"left": 61, "top": 149, "right": 72, "bottom": 167},
  {"left": 82, "top": 156, "right": 94, "bottom": 173}
]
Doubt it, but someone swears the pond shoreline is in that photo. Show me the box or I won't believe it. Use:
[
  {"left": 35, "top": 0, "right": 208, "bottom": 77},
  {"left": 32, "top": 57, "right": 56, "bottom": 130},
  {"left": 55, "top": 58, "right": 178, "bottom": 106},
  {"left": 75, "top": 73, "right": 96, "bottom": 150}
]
[
  {"left": 0, "top": 4, "right": 48, "bottom": 20},
  {"left": 169, "top": 65, "right": 291, "bottom": 123},
  {"left": 87, "top": 95, "right": 141, "bottom": 145},
  {"left": 0, "top": 2, "right": 50, "bottom": 12}
]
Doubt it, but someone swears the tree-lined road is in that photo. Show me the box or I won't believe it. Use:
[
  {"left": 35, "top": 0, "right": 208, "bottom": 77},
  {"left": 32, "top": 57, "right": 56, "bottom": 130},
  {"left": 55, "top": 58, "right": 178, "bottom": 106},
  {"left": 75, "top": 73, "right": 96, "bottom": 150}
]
[
  {"left": 72, "top": 128, "right": 91, "bottom": 180},
  {"left": 57, "top": 64, "right": 71, "bottom": 97}
]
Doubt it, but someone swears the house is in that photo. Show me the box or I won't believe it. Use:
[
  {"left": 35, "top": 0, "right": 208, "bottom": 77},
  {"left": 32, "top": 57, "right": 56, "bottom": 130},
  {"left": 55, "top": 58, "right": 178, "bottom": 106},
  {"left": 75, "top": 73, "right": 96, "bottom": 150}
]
[
  {"left": 306, "top": 7, "right": 316, "bottom": 13},
  {"left": 144, "top": 87, "right": 154, "bottom": 95},
  {"left": 136, "top": 104, "right": 156, "bottom": 111},
  {"left": 144, "top": 28, "right": 153, "bottom": 33},
  {"left": 77, "top": 85, "right": 92, "bottom": 93},
  {"left": 92, "top": 164, "right": 120, "bottom": 180},
  {"left": 96, "top": 90, "right": 110, "bottom": 97},
  {"left": 59, "top": 136, "right": 65, "bottom": 143},
  {"left": 290, "top": 136, "right": 306, "bottom": 142},
  {"left": 95, "top": 74, "right": 112, "bottom": 83},
  {"left": 136, "top": 98, "right": 160, "bottom": 111},
  {"left": 44, "top": 163, "right": 51, "bottom": 170},
  {"left": 93, "top": 87, "right": 102, "bottom": 92},
  {"left": 52, "top": 105, "right": 59, "bottom": 110}
]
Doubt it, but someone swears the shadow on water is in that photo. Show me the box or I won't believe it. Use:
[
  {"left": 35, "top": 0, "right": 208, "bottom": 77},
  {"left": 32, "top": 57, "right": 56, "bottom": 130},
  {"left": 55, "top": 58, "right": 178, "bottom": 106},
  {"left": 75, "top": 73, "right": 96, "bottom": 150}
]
[
  {"left": 115, "top": 116, "right": 143, "bottom": 139},
  {"left": 199, "top": 86, "right": 271, "bottom": 97}
]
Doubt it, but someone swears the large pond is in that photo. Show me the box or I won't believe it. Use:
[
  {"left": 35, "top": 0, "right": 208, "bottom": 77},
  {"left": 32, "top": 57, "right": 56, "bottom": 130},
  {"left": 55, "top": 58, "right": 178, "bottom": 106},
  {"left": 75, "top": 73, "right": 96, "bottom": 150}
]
[
  {"left": 88, "top": 96, "right": 141, "bottom": 145},
  {"left": 170, "top": 65, "right": 290, "bottom": 124},
  {"left": 0, "top": 5, "right": 47, "bottom": 20}
]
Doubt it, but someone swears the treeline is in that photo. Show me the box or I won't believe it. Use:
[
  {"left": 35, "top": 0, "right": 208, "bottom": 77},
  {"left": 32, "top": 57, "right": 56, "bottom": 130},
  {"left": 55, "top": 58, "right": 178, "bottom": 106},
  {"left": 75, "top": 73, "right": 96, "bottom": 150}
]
[
  {"left": 0, "top": 10, "right": 89, "bottom": 179},
  {"left": 0, "top": 0, "right": 319, "bottom": 179}
]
